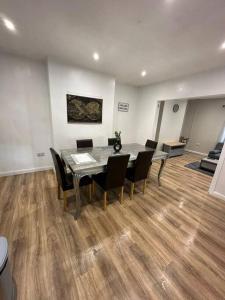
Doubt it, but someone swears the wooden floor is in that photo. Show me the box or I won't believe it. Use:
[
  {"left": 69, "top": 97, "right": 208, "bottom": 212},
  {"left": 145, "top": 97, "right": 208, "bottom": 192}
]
[{"left": 1, "top": 153, "right": 225, "bottom": 300}]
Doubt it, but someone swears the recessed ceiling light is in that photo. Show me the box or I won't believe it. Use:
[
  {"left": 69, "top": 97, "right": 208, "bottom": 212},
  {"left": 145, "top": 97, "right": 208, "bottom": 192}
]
[
  {"left": 2, "top": 18, "right": 16, "bottom": 32},
  {"left": 221, "top": 41, "right": 225, "bottom": 50},
  {"left": 93, "top": 52, "right": 99, "bottom": 61},
  {"left": 141, "top": 70, "right": 147, "bottom": 77}
]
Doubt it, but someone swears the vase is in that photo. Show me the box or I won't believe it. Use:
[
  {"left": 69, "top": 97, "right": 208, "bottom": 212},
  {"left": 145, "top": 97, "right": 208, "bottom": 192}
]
[{"left": 113, "top": 139, "right": 122, "bottom": 153}]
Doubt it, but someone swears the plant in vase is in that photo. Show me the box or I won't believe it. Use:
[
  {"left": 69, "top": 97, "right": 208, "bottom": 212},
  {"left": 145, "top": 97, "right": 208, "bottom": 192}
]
[{"left": 114, "top": 131, "right": 122, "bottom": 153}]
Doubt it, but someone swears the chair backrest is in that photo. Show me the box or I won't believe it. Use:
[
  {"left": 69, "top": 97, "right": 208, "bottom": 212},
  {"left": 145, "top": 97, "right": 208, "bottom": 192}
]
[
  {"left": 76, "top": 139, "right": 93, "bottom": 149},
  {"left": 133, "top": 150, "right": 154, "bottom": 182},
  {"left": 215, "top": 142, "right": 224, "bottom": 151},
  {"left": 50, "top": 148, "right": 67, "bottom": 189},
  {"left": 145, "top": 139, "right": 158, "bottom": 150},
  {"left": 105, "top": 154, "right": 130, "bottom": 190},
  {"left": 108, "top": 138, "right": 117, "bottom": 146}
]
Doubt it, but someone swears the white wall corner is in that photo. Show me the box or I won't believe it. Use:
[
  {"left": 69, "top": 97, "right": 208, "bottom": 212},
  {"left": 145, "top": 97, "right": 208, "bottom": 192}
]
[
  {"left": 209, "top": 144, "right": 225, "bottom": 199},
  {"left": 209, "top": 190, "right": 225, "bottom": 201}
]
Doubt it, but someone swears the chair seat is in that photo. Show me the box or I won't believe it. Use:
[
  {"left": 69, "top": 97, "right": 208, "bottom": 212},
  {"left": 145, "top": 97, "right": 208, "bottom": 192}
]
[
  {"left": 65, "top": 173, "right": 92, "bottom": 191},
  {"left": 126, "top": 166, "right": 150, "bottom": 183},
  {"left": 92, "top": 172, "right": 107, "bottom": 190},
  {"left": 126, "top": 167, "right": 135, "bottom": 182}
]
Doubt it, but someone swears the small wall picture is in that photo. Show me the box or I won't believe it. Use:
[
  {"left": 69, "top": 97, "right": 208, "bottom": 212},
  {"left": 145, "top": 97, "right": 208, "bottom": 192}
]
[
  {"left": 118, "top": 102, "right": 129, "bottom": 112},
  {"left": 67, "top": 94, "right": 103, "bottom": 123}
]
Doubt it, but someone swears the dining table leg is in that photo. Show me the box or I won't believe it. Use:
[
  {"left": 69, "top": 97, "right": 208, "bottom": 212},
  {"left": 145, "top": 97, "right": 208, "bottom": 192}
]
[
  {"left": 158, "top": 158, "right": 167, "bottom": 186},
  {"left": 72, "top": 173, "right": 81, "bottom": 220}
]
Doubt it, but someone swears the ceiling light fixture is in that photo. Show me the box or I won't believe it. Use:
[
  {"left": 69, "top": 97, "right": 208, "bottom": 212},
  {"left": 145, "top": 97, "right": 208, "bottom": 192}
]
[
  {"left": 93, "top": 52, "right": 99, "bottom": 61},
  {"left": 221, "top": 41, "right": 225, "bottom": 50},
  {"left": 141, "top": 70, "right": 147, "bottom": 77},
  {"left": 2, "top": 18, "right": 16, "bottom": 32}
]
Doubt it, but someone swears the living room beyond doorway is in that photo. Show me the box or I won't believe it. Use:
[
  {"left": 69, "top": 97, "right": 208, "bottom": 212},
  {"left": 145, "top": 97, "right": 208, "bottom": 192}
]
[{"left": 154, "top": 96, "right": 225, "bottom": 181}]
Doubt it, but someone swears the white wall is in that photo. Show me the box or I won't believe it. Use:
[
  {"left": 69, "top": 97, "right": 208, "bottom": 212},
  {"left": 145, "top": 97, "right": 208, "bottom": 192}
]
[
  {"left": 0, "top": 52, "right": 52, "bottom": 175},
  {"left": 182, "top": 98, "right": 225, "bottom": 154},
  {"left": 0, "top": 55, "right": 137, "bottom": 175},
  {"left": 136, "top": 67, "right": 225, "bottom": 145},
  {"left": 209, "top": 144, "right": 225, "bottom": 200},
  {"left": 158, "top": 100, "right": 187, "bottom": 148},
  {"left": 113, "top": 82, "right": 139, "bottom": 144},
  {"left": 47, "top": 59, "right": 115, "bottom": 150}
]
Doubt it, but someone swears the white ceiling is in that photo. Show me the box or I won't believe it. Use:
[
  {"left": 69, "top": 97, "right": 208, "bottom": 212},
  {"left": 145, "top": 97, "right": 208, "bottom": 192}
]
[{"left": 1, "top": 0, "right": 225, "bottom": 86}]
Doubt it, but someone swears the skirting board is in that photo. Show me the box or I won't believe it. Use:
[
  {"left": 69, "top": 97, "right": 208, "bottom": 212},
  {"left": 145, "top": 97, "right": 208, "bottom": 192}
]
[
  {"left": 185, "top": 149, "right": 208, "bottom": 156},
  {"left": 209, "top": 190, "right": 225, "bottom": 201},
  {"left": 0, "top": 166, "right": 53, "bottom": 177}
]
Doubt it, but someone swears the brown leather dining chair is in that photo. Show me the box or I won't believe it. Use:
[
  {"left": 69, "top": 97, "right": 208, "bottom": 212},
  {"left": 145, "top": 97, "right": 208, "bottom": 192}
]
[
  {"left": 50, "top": 148, "right": 92, "bottom": 210},
  {"left": 76, "top": 139, "right": 93, "bottom": 148},
  {"left": 126, "top": 150, "right": 154, "bottom": 199},
  {"left": 145, "top": 139, "right": 158, "bottom": 178},
  {"left": 92, "top": 154, "right": 130, "bottom": 210},
  {"left": 145, "top": 139, "right": 158, "bottom": 150}
]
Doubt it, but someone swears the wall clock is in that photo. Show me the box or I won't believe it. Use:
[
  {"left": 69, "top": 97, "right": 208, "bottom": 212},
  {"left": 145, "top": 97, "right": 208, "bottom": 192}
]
[{"left": 173, "top": 104, "right": 179, "bottom": 112}]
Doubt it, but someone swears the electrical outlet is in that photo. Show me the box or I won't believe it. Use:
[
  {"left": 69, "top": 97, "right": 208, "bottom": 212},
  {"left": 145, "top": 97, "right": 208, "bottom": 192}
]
[{"left": 37, "top": 152, "right": 45, "bottom": 157}]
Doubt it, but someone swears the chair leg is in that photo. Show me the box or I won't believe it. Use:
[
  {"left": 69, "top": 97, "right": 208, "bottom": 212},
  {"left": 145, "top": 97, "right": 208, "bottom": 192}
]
[
  {"left": 148, "top": 165, "right": 152, "bottom": 181},
  {"left": 63, "top": 191, "right": 68, "bottom": 211},
  {"left": 103, "top": 191, "right": 107, "bottom": 210},
  {"left": 89, "top": 184, "right": 92, "bottom": 202},
  {"left": 130, "top": 182, "right": 135, "bottom": 200},
  {"left": 57, "top": 184, "right": 61, "bottom": 199},
  {"left": 92, "top": 182, "right": 95, "bottom": 195},
  {"left": 119, "top": 186, "right": 124, "bottom": 204},
  {"left": 143, "top": 179, "right": 147, "bottom": 194}
]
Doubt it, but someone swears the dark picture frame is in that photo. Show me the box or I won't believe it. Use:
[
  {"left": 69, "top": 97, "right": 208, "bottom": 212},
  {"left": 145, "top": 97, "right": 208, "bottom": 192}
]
[{"left": 67, "top": 94, "right": 103, "bottom": 123}]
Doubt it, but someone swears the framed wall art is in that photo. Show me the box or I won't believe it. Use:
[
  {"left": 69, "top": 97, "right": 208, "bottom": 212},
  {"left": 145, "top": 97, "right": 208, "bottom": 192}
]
[{"left": 67, "top": 94, "right": 103, "bottom": 123}]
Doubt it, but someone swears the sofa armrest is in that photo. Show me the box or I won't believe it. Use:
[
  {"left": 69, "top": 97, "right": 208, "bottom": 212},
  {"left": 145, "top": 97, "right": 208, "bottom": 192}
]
[{"left": 209, "top": 150, "right": 221, "bottom": 155}]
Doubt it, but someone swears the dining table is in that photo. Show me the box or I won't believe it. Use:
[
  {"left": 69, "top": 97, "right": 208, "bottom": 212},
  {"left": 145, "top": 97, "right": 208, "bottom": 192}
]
[{"left": 61, "top": 143, "right": 168, "bottom": 219}]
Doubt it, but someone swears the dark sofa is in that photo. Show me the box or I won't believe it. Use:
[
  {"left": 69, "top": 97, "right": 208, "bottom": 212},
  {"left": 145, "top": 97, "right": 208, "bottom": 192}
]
[{"left": 208, "top": 142, "right": 224, "bottom": 160}]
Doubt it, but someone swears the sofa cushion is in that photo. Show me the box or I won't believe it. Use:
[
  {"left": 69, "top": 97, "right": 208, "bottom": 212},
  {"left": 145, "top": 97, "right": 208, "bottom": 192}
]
[{"left": 208, "top": 151, "right": 221, "bottom": 160}]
